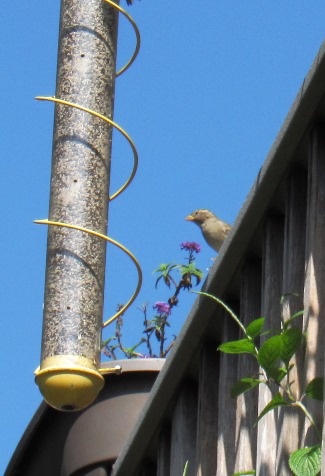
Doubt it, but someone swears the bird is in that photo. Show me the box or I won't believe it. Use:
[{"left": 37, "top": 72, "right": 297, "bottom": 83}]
[{"left": 185, "top": 209, "right": 232, "bottom": 252}]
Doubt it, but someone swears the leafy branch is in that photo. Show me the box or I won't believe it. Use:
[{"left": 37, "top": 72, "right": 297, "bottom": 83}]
[
  {"left": 194, "top": 291, "right": 324, "bottom": 476},
  {"left": 102, "top": 242, "right": 203, "bottom": 359}
]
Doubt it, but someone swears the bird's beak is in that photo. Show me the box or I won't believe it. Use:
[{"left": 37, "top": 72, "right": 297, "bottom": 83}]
[{"left": 185, "top": 215, "right": 194, "bottom": 221}]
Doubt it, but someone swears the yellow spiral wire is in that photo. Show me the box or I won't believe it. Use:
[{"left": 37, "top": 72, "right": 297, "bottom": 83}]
[
  {"left": 35, "top": 96, "right": 138, "bottom": 202},
  {"left": 34, "top": 220, "right": 142, "bottom": 327},
  {"left": 35, "top": 1, "right": 142, "bottom": 336},
  {"left": 104, "top": 0, "right": 141, "bottom": 77}
]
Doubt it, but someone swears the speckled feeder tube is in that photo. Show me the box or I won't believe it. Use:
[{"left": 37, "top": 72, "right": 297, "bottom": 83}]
[{"left": 35, "top": 0, "right": 119, "bottom": 411}]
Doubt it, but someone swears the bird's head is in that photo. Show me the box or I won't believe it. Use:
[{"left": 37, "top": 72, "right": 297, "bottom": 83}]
[{"left": 185, "top": 209, "right": 215, "bottom": 226}]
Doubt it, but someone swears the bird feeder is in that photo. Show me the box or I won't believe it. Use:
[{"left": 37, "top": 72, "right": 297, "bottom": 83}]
[{"left": 34, "top": 0, "right": 141, "bottom": 411}]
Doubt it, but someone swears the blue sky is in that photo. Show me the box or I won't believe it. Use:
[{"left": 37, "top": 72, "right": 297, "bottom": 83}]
[{"left": 2, "top": 0, "right": 325, "bottom": 472}]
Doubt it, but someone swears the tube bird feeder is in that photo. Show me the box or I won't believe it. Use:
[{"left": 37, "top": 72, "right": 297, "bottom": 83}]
[{"left": 35, "top": 0, "right": 119, "bottom": 411}]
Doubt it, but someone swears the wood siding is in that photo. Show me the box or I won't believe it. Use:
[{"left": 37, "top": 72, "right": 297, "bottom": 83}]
[{"left": 112, "top": 42, "right": 325, "bottom": 476}]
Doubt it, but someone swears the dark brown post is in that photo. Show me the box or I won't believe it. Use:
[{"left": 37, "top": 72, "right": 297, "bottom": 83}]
[{"left": 35, "top": 0, "right": 119, "bottom": 411}]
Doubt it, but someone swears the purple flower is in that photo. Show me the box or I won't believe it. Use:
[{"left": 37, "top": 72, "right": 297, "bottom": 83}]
[
  {"left": 180, "top": 241, "right": 201, "bottom": 253},
  {"left": 153, "top": 301, "right": 171, "bottom": 316}
]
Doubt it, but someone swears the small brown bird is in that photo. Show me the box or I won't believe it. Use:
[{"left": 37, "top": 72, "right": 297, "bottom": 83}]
[{"left": 185, "top": 209, "right": 232, "bottom": 252}]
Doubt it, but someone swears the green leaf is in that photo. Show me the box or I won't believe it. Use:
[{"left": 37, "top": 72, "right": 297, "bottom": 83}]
[
  {"left": 182, "top": 461, "right": 189, "bottom": 476},
  {"left": 154, "top": 263, "right": 177, "bottom": 273},
  {"left": 260, "top": 329, "right": 273, "bottom": 338},
  {"left": 256, "top": 392, "right": 289, "bottom": 424},
  {"left": 154, "top": 275, "right": 164, "bottom": 288},
  {"left": 231, "top": 378, "right": 262, "bottom": 397},
  {"left": 178, "top": 263, "right": 203, "bottom": 281},
  {"left": 154, "top": 263, "right": 168, "bottom": 274},
  {"left": 218, "top": 339, "right": 256, "bottom": 355},
  {"left": 280, "top": 327, "right": 303, "bottom": 364},
  {"left": 257, "top": 335, "right": 283, "bottom": 373},
  {"left": 305, "top": 378, "right": 324, "bottom": 401},
  {"left": 289, "top": 444, "right": 322, "bottom": 476},
  {"left": 101, "top": 336, "right": 117, "bottom": 346},
  {"left": 267, "top": 366, "right": 288, "bottom": 384},
  {"left": 283, "top": 310, "right": 304, "bottom": 329},
  {"left": 246, "top": 317, "right": 265, "bottom": 338},
  {"left": 153, "top": 263, "right": 177, "bottom": 288}
]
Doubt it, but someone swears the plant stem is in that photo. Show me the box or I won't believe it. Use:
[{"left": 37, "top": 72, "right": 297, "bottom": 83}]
[
  {"left": 142, "top": 305, "right": 154, "bottom": 357},
  {"left": 162, "top": 338, "right": 175, "bottom": 358},
  {"left": 294, "top": 400, "right": 322, "bottom": 440},
  {"left": 159, "top": 319, "right": 166, "bottom": 358},
  {"left": 193, "top": 291, "right": 247, "bottom": 335}
]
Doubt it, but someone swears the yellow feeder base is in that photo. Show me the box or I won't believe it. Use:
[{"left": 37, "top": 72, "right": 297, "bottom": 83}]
[{"left": 35, "top": 356, "right": 105, "bottom": 412}]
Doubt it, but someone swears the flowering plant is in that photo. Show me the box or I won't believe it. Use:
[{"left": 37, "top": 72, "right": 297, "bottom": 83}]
[{"left": 102, "top": 242, "right": 203, "bottom": 359}]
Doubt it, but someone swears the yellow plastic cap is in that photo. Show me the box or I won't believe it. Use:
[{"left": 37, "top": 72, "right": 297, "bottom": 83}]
[{"left": 35, "top": 358, "right": 104, "bottom": 412}]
